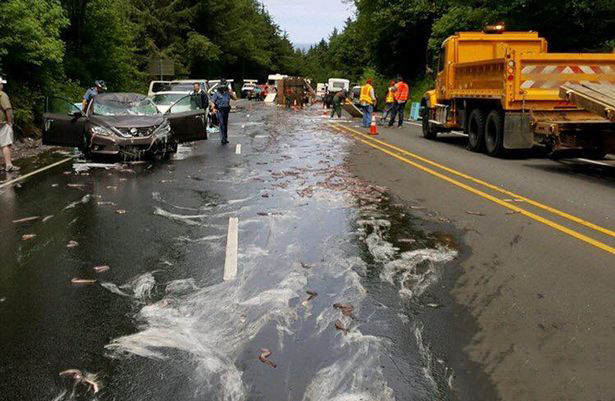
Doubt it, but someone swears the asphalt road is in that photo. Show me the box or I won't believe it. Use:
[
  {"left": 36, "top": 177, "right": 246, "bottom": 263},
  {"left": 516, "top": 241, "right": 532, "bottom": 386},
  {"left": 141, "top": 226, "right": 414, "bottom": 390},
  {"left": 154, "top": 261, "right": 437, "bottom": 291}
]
[
  {"left": 0, "top": 102, "right": 613, "bottom": 401},
  {"left": 1, "top": 103, "right": 464, "bottom": 401},
  {"left": 334, "top": 118, "right": 615, "bottom": 400}
]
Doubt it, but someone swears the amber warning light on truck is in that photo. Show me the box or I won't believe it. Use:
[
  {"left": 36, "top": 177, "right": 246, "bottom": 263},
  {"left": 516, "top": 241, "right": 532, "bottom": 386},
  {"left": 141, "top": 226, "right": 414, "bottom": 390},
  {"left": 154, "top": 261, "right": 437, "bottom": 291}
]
[{"left": 484, "top": 23, "right": 505, "bottom": 33}]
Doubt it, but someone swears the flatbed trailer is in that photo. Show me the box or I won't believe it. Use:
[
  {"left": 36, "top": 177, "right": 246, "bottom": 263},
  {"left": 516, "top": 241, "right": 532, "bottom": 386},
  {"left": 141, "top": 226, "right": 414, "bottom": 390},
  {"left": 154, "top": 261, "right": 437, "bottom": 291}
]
[{"left": 422, "top": 29, "right": 615, "bottom": 158}]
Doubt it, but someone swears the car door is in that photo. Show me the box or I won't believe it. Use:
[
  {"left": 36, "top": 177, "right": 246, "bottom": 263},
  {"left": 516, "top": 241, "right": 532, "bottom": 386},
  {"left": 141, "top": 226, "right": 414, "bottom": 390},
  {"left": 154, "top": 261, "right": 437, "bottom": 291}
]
[
  {"left": 42, "top": 97, "right": 86, "bottom": 147},
  {"left": 165, "top": 94, "right": 206, "bottom": 143}
]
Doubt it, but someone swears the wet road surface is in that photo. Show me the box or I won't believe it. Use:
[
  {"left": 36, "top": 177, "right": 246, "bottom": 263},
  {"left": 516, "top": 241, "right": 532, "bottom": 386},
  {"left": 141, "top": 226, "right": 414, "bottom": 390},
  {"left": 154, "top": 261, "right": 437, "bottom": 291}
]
[
  {"left": 334, "top": 119, "right": 615, "bottom": 401},
  {"left": 1, "top": 104, "right": 465, "bottom": 400}
]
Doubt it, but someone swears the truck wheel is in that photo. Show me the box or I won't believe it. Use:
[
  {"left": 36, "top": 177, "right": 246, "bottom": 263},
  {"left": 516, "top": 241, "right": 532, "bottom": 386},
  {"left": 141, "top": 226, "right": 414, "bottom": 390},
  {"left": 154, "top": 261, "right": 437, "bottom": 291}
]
[
  {"left": 467, "top": 109, "right": 486, "bottom": 152},
  {"left": 422, "top": 105, "right": 437, "bottom": 139},
  {"left": 485, "top": 110, "right": 505, "bottom": 157}
]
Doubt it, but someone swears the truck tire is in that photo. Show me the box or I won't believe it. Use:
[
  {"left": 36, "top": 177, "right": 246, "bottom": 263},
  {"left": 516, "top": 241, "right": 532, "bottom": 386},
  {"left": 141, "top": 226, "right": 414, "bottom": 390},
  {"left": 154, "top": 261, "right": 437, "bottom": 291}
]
[
  {"left": 421, "top": 103, "right": 437, "bottom": 139},
  {"left": 485, "top": 110, "right": 505, "bottom": 157},
  {"left": 467, "top": 109, "right": 486, "bottom": 152}
]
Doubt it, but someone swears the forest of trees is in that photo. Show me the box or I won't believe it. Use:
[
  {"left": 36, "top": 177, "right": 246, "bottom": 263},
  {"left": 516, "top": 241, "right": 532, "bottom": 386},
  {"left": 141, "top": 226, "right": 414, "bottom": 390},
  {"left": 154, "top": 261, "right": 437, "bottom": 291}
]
[
  {"left": 0, "top": 0, "right": 301, "bottom": 135},
  {"left": 1, "top": 0, "right": 614, "bottom": 135}
]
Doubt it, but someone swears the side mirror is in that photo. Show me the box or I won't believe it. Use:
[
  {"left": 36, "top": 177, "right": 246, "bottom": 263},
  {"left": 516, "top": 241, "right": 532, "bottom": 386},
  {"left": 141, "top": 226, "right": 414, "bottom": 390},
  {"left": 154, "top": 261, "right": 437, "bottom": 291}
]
[{"left": 69, "top": 110, "right": 83, "bottom": 118}]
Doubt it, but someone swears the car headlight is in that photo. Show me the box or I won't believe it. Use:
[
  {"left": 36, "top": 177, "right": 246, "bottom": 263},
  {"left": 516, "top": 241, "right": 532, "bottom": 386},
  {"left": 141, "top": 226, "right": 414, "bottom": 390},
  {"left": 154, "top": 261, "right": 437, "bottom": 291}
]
[{"left": 90, "top": 126, "right": 114, "bottom": 136}]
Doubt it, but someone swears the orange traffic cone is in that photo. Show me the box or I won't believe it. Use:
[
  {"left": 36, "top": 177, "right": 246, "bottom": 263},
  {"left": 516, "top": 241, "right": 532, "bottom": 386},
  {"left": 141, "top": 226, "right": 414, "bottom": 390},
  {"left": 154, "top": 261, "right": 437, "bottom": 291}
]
[{"left": 370, "top": 114, "right": 378, "bottom": 135}]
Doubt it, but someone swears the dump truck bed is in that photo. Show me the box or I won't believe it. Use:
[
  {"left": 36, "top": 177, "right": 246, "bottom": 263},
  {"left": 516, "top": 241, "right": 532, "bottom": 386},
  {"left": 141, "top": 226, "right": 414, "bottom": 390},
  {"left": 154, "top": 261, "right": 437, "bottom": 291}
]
[{"left": 449, "top": 53, "right": 615, "bottom": 111}]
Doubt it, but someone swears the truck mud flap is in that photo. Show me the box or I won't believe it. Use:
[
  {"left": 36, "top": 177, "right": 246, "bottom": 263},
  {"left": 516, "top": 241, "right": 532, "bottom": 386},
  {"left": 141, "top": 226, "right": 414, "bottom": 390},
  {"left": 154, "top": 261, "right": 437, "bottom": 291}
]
[{"left": 504, "top": 112, "right": 534, "bottom": 149}]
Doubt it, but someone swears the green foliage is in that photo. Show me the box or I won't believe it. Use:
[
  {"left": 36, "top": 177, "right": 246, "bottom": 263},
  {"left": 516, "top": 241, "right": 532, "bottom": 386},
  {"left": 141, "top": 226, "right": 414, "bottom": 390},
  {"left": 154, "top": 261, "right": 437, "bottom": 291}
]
[
  {"left": 0, "top": 0, "right": 68, "bottom": 67},
  {"left": 0, "top": 0, "right": 299, "bottom": 137},
  {"left": 0, "top": 0, "right": 68, "bottom": 135},
  {"left": 298, "top": 0, "right": 615, "bottom": 93}
]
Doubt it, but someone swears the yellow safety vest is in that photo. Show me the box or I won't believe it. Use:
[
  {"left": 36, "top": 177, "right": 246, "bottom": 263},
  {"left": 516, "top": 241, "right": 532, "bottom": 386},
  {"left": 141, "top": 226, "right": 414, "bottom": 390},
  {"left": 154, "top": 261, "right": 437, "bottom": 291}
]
[
  {"left": 386, "top": 88, "right": 395, "bottom": 103},
  {"left": 360, "top": 84, "right": 374, "bottom": 105}
]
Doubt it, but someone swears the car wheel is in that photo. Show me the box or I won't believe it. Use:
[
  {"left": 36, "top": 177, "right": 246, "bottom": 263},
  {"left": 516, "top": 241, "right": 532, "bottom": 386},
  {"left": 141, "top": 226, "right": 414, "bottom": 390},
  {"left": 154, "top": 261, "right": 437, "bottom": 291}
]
[
  {"left": 485, "top": 110, "right": 505, "bottom": 157},
  {"left": 467, "top": 109, "right": 486, "bottom": 152},
  {"left": 422, "top": 103, "right": 437, "bottom": 140}
]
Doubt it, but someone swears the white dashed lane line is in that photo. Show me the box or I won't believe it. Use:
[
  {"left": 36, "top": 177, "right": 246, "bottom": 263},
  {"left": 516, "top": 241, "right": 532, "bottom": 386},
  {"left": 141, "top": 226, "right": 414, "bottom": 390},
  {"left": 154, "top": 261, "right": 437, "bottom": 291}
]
[
  {"left": 235, "top": 144, "right": 242, "bottom": 155},
  {"left": 224, "top": 217, "right": 239, "bottom": 281}
]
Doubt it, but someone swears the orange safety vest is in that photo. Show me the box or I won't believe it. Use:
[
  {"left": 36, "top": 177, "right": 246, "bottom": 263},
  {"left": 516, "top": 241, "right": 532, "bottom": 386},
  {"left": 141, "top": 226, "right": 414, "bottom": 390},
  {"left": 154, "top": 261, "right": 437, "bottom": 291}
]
[
  {"left": 360, "top": 84, "right": 374, "bottom": 105},
  {"left": 394, "top": 82, "right": 409, "bottom": 102}
]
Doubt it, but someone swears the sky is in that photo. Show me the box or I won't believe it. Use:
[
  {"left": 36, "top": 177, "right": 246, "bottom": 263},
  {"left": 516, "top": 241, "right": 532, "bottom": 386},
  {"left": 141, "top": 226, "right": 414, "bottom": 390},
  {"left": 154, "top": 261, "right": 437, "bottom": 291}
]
[{"left": 260, "top": 0, "right": 354, "bottom": 47}]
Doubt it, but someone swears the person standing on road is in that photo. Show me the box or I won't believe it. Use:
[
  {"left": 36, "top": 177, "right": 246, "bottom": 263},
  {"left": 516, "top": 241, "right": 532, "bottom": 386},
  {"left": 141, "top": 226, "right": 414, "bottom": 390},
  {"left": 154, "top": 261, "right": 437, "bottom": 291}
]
[
  {"left": 381, "top": 80, "right": 396, "bottom": 123},
  {"left": 330, "top": 89, "right": 347, "bottom": 119},
  {"left": 82, "top": 80, "right": 107, "bottom": 112},
  {"left": 388, "top": 76, "right": 409, "bottom": 128},
  {"left": 285, "top": 87, "right": 294, "bottom": 111},
  {"left": 190, "top": 82, "right": 209, "bottom": 139},
  {"left": 210, "top": 79, "right": 236, "bottom": 145},
  {"left": 190, "top": 82, "right": 209, "bottom": 110},
  {"left": 360, "top": 79, "right": 376, "bottom": 128},
  {"left": 0, "top": 77, "right": 19, "bottom": 172}
]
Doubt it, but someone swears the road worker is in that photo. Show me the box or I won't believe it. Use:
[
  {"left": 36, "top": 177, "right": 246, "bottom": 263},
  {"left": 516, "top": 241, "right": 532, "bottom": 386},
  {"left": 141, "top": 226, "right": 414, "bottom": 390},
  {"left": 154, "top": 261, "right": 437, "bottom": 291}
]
[
  {"left": 388, "top": 76, "right": 409, "bottom": 128},
  {"left": 381, "top": 80, "right": 396, "bottom": 123},
  {"left": 359, "top": 79, "right": 376, "bottom": 128},
  {"left": 330, "top": 89, "right": 347, "bottom": 119}
]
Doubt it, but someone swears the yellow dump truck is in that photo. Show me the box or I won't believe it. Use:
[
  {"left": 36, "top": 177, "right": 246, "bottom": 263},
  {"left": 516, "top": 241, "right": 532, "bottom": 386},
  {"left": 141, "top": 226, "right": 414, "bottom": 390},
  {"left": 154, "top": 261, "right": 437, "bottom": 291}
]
[{"left": 422, "top": 27, "right": 615, "bottom": 158}]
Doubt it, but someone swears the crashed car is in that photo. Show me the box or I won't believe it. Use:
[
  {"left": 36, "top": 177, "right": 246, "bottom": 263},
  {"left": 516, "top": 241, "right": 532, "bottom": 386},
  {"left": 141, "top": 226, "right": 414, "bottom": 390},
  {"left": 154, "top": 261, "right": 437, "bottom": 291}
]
[{"left": 43, "top": 93, "right": 207, "bottom": 159}]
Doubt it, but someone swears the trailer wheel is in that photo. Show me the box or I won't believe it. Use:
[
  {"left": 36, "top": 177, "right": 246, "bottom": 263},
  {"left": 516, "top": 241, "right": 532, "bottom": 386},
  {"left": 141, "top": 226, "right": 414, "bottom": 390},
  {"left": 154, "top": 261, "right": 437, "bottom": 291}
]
[
  {"left": 467, "top": 109, "right": 486, "bottom": 152},
  {"left": 485, "top": 110, "right": 505, "bottom": 157}
]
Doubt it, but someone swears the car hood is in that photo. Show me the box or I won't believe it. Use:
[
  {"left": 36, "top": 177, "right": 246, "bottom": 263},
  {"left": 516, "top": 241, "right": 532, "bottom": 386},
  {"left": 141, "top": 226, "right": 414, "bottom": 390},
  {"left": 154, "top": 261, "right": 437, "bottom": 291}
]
[{"left": 89, "top": 115, "right": 165, "bottom": 129}]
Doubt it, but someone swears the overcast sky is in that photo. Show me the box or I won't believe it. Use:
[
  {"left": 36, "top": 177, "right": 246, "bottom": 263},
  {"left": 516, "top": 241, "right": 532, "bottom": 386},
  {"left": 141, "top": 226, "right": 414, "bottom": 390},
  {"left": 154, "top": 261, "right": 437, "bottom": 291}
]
[{"left": 261, "top": 0, "right": 354, "bottom": 46}]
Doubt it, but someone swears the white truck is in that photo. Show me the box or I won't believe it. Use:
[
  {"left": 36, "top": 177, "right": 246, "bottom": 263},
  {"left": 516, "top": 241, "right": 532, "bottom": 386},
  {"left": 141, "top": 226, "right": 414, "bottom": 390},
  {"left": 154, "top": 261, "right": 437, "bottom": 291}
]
[{"left": 327, "top": 78, "right": 350, "bottom": 94}]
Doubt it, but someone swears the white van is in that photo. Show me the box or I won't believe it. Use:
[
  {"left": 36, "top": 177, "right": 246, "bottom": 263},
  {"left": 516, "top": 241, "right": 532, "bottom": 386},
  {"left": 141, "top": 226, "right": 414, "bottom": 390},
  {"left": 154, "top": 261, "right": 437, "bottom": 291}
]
[{"left": 327, "top": 78, "right": 350, "bottom": 94}]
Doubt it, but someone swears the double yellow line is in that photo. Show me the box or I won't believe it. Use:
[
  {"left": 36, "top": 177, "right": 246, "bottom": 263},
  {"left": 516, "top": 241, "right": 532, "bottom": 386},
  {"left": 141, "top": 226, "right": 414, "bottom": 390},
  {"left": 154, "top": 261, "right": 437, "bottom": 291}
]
[{"left": 332, "top": 123, "right": 615, "bottom": 255}]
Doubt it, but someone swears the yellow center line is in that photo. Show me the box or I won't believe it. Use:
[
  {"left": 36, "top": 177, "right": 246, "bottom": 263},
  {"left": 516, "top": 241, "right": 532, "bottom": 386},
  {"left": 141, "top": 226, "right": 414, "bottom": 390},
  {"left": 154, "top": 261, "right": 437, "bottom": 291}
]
[
  {"left": 334, "top": 123, "right": 615, "bottom": 239},
  {"left": 330, "top": 124, "right": 615, "bottom": 256}
]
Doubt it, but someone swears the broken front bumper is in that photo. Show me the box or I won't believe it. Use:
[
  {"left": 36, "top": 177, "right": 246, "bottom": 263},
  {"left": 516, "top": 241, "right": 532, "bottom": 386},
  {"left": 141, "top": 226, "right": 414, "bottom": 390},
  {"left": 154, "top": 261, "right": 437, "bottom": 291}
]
[{"left": 88, "top": 133, "right": 173, "bottom": 157}]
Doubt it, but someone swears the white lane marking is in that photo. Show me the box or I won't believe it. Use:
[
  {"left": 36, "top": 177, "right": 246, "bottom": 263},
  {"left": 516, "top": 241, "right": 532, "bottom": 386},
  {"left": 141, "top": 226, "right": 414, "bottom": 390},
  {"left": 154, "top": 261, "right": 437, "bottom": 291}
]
[
  {"left": 223, "top": 217, "right": 239, "bottom": 281},
  {"left": 0, "top": 156, "right": 76, "bottom": 189},
  {"left": 574, "top": 158, "right": 613, "bottom": 167},
  {"left": 235, "top": 144, "right": 241, "bottom": 155}
]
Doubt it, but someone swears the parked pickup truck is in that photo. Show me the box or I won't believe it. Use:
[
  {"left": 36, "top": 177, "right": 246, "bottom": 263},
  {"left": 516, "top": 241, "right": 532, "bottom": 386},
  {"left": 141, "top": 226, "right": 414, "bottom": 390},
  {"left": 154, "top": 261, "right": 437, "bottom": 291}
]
[{"left": 422, "top": 26, "right": 615, "bottom": 158}]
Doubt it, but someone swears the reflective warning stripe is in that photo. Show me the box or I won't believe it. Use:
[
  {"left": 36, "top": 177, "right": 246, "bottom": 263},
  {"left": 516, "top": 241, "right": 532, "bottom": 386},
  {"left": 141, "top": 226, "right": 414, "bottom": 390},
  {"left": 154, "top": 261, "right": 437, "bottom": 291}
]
[{"left": 521, "top": 64, "right": 615, "bottom": 89}]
